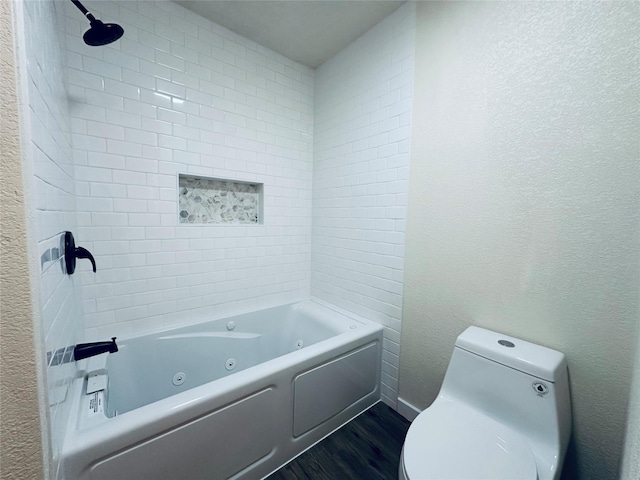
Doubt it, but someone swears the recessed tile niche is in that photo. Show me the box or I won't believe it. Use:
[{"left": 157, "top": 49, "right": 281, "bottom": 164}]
[{"left": 178, "top": 175, "right": 263, "bottom": 225}]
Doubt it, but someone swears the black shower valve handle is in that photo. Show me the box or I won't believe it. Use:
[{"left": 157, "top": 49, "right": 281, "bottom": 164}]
[
  {"left": 75, "top": 246, "right": 97, "bottom": 273},
  {"left": 64, "top": 231, "right": 97, "bottom": 275}
]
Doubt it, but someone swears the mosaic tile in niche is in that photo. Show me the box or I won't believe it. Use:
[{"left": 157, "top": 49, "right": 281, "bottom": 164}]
[{"left": 178, "top": 176, "right": 260, "bottom": 224}]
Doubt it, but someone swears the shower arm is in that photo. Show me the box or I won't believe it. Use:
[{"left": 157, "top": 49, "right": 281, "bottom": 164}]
[{"left": 70, "top": 0, "right": 97, "bottom": 23}]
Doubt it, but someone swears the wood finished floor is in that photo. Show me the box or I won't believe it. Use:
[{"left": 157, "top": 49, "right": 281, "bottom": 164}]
[{"left": 266, "top": 402, "right": 410, "bottom": 480}]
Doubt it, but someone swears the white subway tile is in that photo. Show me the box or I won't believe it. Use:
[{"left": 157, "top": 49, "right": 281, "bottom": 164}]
[
  {"left": 127, "top": 185, "right": 158, "bottom": 200},
  {"left": 155, "top": 51, "right": 185, "bottom": 72},
  {"left": 186, "top": 139, "right": 213, "bottom": 155},
  {"left": 83, "top": 56, "right": 122, "bottom": 81},
  {"left": 171, "top": 97, "right": 199, "bottom": 116},
  {"left": 113, "top": 198, "right": 147, "bottom": 213},
  {"left": 86, "top": 90, "right": 125, "bottom": 111},
  {"left": 116, "top": 305, "right": 149, "bottom": 322},
  {"left": 112, "top": 169, "right": 147, "bottom": 185},
  {"left": 173, "top": 124, "right": 200, "bottom": 141},
  {"left": 140, "top": 58, "right": 171, "bottom": 80},
  {"left": 124, "top": 98, "right": 157, "bottom": 118},
  {"left": 104, "top": 79, "right": 140, "bottom": 101},
  {"left": 125, "top": 128, "right": 157, "bottom": 146},
  {"left": 110, "top": 226, "right": 146, "bottom": 240},
  {"left": 76, "top": 196, "right": 113, "bottom": 212},
  {"left": 149, "top": 199, "right": 177, "bottom": 215},
  {"left": 156, "top": 78, "right": 186, "bottom": 99},
  {"left": 74, "top": 165, "right": 110, "bottom": 182},
  {"left": 172, "top": 150, "right": 200, "bottom": 165},
  {"left": 147, "top": 252, "right": 176, "bottom": 265},
  {"left": 96, "top": 295, "right": 133, "bottom": 313},
  {"left": 130, "top": 266, "right": 163, "bottom": 280},
  {"left": 106, "top": 109, "right": 142, "bottom": 129},
  {"left": 140, "top": 88, "right": 172, "bottom": 108},
  {"left": 184, "top": 35, "right": 212, "bottom": 56},
  {"left": 107, "top": 139, "right": 142, "bottom": 157},
  {"left": 158, "top": 134, "right": 187, "bottom": 151},
  {"left": 71, "top": 117, "right": 87, "bottom": 135},
  {"left": 172, "top": 70, "right": 200, "bottom": 90},
  {"left": 142, "top": 145, "right": 172, "bottom": 162},
  {"left": 91, "top": 212, "right": 128, "bottom": 226},
  {"left": 122, "top": 68, "right": 156, "bottom": 90},
  {"left": 155, "top": 24, "right": 185, "bottom": 46},
  {"left": 145, "top": 227, "right": 176, "bottom": 239},
  {"left": 158, "top": 189, "right": 175, "bottom": 202},
  {"left": 127, "top": 214, "right": 161, "bottom": 227},
  {"left": 138, "top": 30, "right": 170, "bottom": 53},
  {"left": 87, "top": 121, "right": 125, "bottom": 141},
  {"left": 157, "top": 107, "right": 186, "bottom": 125},
  {"left": 141, "top": 117, "right": 173, "bottom": 135},
  {"left": 67, "top": 68, "right": 104, "bottom": 90},
  {"left": 103, "top": 48, "right": 140, "bottom": 72},
  {"left": 72, "top": 134, "right": 106, "bottom": 153},
  {"left": 170, "top": 43, "right": 199, "bottom": 64},
  {"left": 71, "top": 103, "right": 106, "bottom": 122}
]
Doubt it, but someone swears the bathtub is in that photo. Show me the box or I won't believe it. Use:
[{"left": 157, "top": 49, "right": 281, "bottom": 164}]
[{"left": 60, "top": 300, "right": 383, "bottom": 480}]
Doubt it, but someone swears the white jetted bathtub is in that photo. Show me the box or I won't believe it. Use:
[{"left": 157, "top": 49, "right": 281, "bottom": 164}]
[{"left": 61, "top": 300, "right": 383, "bottom": 480}]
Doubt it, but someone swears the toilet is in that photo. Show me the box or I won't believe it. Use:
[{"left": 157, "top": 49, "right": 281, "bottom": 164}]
[{"left": 399, "top": 326, "right": 572, "bottom": 480}]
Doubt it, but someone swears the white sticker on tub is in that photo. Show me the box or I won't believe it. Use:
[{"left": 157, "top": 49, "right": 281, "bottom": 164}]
[{"left": 88, "top": 391, "right": 104, "bottom": 416}]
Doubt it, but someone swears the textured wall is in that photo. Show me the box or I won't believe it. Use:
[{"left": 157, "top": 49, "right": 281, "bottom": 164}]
[
  {"left": 399, "top": 2, "right": 639, "bottom": 479},
  {"left": 312, "top": 3, "right": 415, "bottom": 407},
  {"left": 65, "top": 1, "right": 314, "bottom": 339},
  {"left": 0, "top": 1, "right": 46, "bottom": 478}
]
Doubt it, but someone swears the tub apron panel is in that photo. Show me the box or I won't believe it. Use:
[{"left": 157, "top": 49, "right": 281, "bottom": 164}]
[
  {"left": 293, "top": 342, "right": 379, "bottom": 437},
  {"left": 90, "top": 388, "right": 276, "bottom": 480}
]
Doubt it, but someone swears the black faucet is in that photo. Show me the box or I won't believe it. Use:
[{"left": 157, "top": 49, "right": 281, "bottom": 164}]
[{"left": 74, "top": 337, "right": 118, "bottom": 361}]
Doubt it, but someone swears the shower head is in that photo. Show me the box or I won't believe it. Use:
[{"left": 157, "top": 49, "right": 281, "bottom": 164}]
[
  {"left": 70, "top": 0, "right": 124, "bottom": 46},
  {"left": 83, "top": 18, "right": 124, "bottom": 46}
]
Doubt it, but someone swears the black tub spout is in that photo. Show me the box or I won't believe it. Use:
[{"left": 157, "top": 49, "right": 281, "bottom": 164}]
[{"left": 74, "top": 337, "right": 118, "bottom": 361}]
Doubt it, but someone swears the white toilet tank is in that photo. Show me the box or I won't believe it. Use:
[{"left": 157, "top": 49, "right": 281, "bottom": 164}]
[{"left": 439, "top": 327, "right": 572, "bottom": 476}]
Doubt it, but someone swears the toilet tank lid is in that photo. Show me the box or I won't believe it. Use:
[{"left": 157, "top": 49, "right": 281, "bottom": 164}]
[{"left": 455, "top": 326, "right": 567, "bottom": 382}]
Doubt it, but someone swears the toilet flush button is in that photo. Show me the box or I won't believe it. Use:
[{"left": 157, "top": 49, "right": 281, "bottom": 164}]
[{"left": 532, "top": 381, "right": 549, "bottom": 396}]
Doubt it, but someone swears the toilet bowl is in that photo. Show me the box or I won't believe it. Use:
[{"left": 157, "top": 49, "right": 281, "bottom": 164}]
[{"left": 399, "top": 327, "right": 572, "bottom": 480}]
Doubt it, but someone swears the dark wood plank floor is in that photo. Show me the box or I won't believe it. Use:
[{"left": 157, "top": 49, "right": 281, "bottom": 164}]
[{"left": 266, "top": 402, "right": 410, "bottom": 480}]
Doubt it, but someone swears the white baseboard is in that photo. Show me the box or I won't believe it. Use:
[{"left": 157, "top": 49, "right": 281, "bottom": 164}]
[{"left": 397, "top": 396, "right": 422, "bottom": 422}]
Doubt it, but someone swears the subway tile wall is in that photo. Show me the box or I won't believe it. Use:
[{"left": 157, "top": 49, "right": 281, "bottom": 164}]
[
  {"left": 312, "top": 3, "right": 416, "bottom": 408},
  {"left": 17, "top": 1, "right": 415, "bottom": 476},
  {"left": 21, "top": 0, "right": 83, "bottom": 476},
  {"left": 65, "top": 1, "right": 314, "bottom": 339}
]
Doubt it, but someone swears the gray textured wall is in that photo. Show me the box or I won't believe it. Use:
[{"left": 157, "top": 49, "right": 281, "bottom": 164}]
[{"left": 400, "top": 2, "right": 639, "bottom": 479}]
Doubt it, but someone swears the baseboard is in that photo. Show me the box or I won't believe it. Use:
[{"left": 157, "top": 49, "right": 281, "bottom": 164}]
[{"left": 397, "top": 397, "right": 421, "bottom": 422}]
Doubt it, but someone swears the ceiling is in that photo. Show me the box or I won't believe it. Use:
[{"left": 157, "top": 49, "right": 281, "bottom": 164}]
[{"left": 175, "top": 1, "right": 406, "bottom": 69}]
